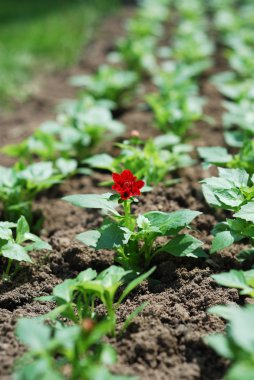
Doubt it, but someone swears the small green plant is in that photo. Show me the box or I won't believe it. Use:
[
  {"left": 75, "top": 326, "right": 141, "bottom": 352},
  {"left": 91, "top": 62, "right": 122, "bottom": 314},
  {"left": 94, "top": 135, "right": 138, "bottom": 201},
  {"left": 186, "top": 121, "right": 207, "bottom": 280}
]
[
  {"left": 70, "top": 65, "right": 138, "bottom": 108},
  {"left": 172, "top": 28, "right": 214, "bottom": 66},
  {"left": 222, "top": 100, "right": 254, "bottom": 146},
  {"left": 205, "top": 304, "right": 254, "bottom": 380},
  {"left": 125, "top": 16, "right": 163, "bottom": 39},
  {"left": 85, "top": 133, "right": 195, "bottom": 186},
  {"left": 153, "top": 61, "right": 211, "bottom": 88},
  {"left": 1, "top": 129, "right": 60, "bottom": 162},
  {"left": 1, "top": 130, "right": 79, "bottom": 173},
  {"left": 201, "top": 167, "right": 254, "bottom": 257},
  {"left": 64, "top": 170, "right": 205, "bottom": 273},
  {"left": 1, "top": 130, "right": 79, "bottom": 170},
  {"left": 212, "top": 71, "right": 254, "bottom": 102},
  {"left": 0, "top": 162, "right": 63, "bottom": 223},
  {"left": 38, "top": 265, "right": 154, "bottom": 335},
  {"left": 115, "top": 36, "right": 158, "bottom": 76},
  {"left": 2, "top": 103, "right": 125, "bottom": 163},
  {"left": 146, "top": 89, "right": 204, "bottom": 136},
  {"left": 138, "top": 0, "right": 171, "bottom": 23},
  {"left": 198, "top": 140, "right": 254, "bottom": 174},
  {"left": 228, "top": 42, "right": 254, "bottom": 78},
  {"left": 0, "top": 216, "right": 51, "bottom": 280},
  {"left": 14, "top": 317, "right": 136, "bottom": 380}
]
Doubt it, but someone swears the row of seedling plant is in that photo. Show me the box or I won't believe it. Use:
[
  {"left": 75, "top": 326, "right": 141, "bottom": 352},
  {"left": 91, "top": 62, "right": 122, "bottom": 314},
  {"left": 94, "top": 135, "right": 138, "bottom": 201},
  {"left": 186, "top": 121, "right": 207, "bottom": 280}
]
[
  {"left": 6, "top": 1, "right": 207, "bottom": 379},
  {"left": 197, "top": 1, "right": 254, "bottom": 378},
  {"left": 1, "top": 0, "right": 228, "bottom": 378},
  {"left": 0, "top": 0, "right": 212, "bottom": 277},
  {"left": 84, "top": 0, "right": 214, "bottom": 183}
]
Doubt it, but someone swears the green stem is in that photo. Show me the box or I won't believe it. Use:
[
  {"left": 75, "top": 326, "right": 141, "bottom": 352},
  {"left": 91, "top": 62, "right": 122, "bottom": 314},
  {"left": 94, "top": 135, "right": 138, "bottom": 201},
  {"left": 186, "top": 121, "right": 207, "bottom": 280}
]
[
  {"left": 107, "top": 302, "right": 116, "bottom": 337},
  {"left": 123, "top": 200, "right": 131, "bottom": 229},
  {"left": 5, "top": 259, "right": 13, "bottom": 276},
  {"left": 144, "top": 238, "right": 153, "bottom": 268}
]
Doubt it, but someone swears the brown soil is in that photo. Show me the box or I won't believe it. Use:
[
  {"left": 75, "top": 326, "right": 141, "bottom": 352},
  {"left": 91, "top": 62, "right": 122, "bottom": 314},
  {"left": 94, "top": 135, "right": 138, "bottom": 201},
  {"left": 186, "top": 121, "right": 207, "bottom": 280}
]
[{"left": 0, "top": 7, "right": 249, "bottom": 380}]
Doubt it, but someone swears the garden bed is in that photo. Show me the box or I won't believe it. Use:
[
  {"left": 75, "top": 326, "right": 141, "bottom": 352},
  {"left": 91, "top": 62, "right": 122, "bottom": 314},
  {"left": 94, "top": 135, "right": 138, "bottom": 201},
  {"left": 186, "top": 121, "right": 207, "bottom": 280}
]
[{"left": 0, "top": 3, "right": 250, "bottom": 380}]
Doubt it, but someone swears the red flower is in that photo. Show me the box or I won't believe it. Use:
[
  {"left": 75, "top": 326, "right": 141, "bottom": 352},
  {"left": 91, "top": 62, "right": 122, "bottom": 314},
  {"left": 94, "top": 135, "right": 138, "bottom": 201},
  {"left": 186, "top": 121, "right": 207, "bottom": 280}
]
[{"left": 112, "top": 170, "right": 145, "bottom": 200}]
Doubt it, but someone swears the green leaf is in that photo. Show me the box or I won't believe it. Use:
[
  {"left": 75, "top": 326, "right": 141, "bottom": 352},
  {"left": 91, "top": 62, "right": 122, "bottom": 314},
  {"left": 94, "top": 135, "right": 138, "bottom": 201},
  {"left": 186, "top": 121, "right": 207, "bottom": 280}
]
[
  {"left": 76, "top": 230, "right": 101, "bottom": 248},
  {"left": 0, "top": 226, "right": 13, "bottom": 240},
  {"left": 0, "top": 222, "right": 16, "bottom": 228},
  {"left": 53, "top": 279, "right": 77, "bottom": 303},
  {"left": 198, "top": 146, "right": 232, "bottom": 165},
  {"left": 201, "top": 168, "right": 249, "bottom": 210},
  {"left": 215, "top": 188, "right": 244, "bottom": 209},
  {"left": 84, "top": 154, "right": 114, "bottom": 170},
  {"left": 77, "top": 220, "right": 125, "bottom": 250},
  {"left": 244, "top": 270, "right": 254, "bottom": 285},
  {"left": 25, "top": 239, "right": 52, "bottom": 252},
  {"left": 159, "top": 234, "right": 204, "bottom": 258},
  {"left": 2, "top": 242, "right": 32, "bottom": 263},
  {"left": 77, "top": 268, "right": 97, "bottom": 282},
  {"left": 227, "top": 362, "right": 254, "bottom": 380},
  {"left": 208, "top": 304, "right": 241, "bottom": 321},
  {"left": 204, "top": 334, "right": 234, "bottom": 359},
  {"left": 16, "top": 216, "right": 30, "bottom": 244},
  {"left": 224, "top": 130, "right": 244, "bottom": 148},
  {"left": 230, "top": 306, "right": 254, "bottom": 353},
  {"left": 212, "top": 270, "right": 248, "bottom": 290},
  {"left": 121, "top": 302, "right": 148, "bottom": 334},
  {"left": 55, "top": 158, "right": 77, "bottom": 176},
  {"left": 44, "top": 304, "right": 76, "bottom": 322},
  {"left": 97, "top": 266, "right": 127, "bottom": 288},
  {"left": 16, "top": 318, "right": 51, "bottom": 350},
  {"left": 211, "top": 231, "right": 236, "bottom": 253},
  {"left": 144, "top": 209, "right": 201, "bottom": 235},
  {"left": 234, "top": 201, "right": 254, "bottom": 222},
  {"left": 14, "top": 358, "right": 64, "bottom": 380},
  {"left": 154, "top": 133, "right": 180, "bottom": 147},
  {"left": 202, "top": 177, "right": 231, "bottom": 208},
  {"left": 63, "top": 193, "right": 119, "bottom": 215},
  {"left": 18, "top": 162, "right": 55, "bottom": 184},
  {"left": 218, "top": 167, "right": 249, "bottom": 188},
  {"left": 99, "top": 344, "right": 117, "bottom": 366}
]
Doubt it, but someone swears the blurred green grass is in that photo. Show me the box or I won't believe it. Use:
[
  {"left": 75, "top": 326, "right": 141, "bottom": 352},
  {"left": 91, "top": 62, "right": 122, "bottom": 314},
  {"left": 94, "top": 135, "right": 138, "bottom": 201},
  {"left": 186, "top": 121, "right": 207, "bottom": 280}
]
[{"left": 0, "top": 0, "right": 120, "bottom": 107}]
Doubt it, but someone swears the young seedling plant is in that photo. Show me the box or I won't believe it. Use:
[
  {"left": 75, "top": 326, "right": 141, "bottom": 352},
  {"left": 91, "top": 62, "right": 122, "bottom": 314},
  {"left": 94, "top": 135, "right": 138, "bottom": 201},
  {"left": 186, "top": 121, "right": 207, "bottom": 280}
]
[
  {"left": 0, "top": 162, "right": 63, "bottom": 224},
  {"left": 2, "top": 102, "right": 125, "bottom": 164},
  {"left": 38, "top": 265, "right": 154, "bottom": 336},
  {"left": 85, "top": 133, "right": 195, "bottom": 186},
  {"left": 201, "top": 167, "right": 254, "bottom": 260},
  {"left": 63, "top": 170, "right": 205, "bottom": 273},
  {"left": 70, "top": 65, "right": 138, "bottom": 108},
  {"left": 14, "top": 317, "right": 136, "bottom": 380},
  {"left": 146, "top": 85, "right": 204, "bottom": 137},
  {"left": 198, "top": 140, "right": 254, "bottom": 175},
  {"left": 0, "top": 216, "right": 51, "bottom": 280}
]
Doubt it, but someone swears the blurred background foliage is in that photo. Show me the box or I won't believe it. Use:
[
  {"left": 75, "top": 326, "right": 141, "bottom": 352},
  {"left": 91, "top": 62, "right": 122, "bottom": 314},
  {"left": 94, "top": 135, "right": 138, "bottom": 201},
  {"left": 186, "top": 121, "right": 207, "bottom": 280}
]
[{"left": 0, "top": 0, "right": 120, "bottom": 107}]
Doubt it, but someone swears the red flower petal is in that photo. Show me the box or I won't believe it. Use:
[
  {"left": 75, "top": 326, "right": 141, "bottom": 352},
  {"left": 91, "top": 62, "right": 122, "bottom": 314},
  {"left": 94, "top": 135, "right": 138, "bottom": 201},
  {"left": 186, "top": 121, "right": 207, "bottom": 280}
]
[
  {"left": 112, "top": 170, "right": 144, "bottom": 200},
  {"left": 112, "top": 172, "right": 122, "bottom": 184},
  {"left": 135, "top": 180, "right": 145, "bottom": 189}
]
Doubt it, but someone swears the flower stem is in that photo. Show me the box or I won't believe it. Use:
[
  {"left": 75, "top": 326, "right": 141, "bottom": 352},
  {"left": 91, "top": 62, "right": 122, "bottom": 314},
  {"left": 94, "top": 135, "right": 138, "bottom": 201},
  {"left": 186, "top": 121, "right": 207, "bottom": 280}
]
[{"left": 123, "top": 200, "right": 132, "bottom": 230}]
